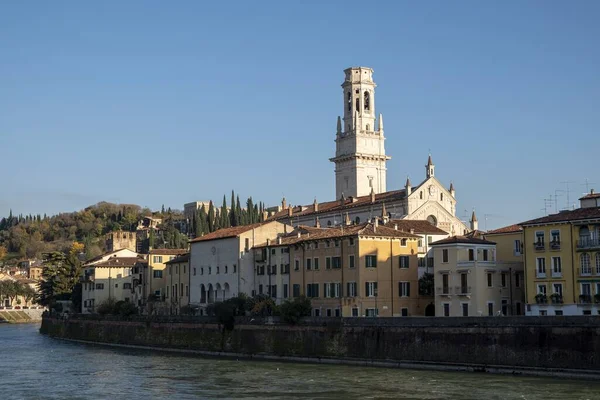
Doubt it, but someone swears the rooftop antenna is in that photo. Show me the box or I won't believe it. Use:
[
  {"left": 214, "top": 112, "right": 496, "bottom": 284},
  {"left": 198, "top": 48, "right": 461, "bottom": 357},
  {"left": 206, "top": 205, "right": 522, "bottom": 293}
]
[
  {"left": 542, "top": 196, "right": 553, "bottom": 215},
  {"left": 582, "top": 179, "right": 596, "bottom": 194},
  {"left": 553, "top": 190, "right": 565, "bottom": 213},
  {"left": 560, "top": 181, "right": 576, "bottom": 210}
]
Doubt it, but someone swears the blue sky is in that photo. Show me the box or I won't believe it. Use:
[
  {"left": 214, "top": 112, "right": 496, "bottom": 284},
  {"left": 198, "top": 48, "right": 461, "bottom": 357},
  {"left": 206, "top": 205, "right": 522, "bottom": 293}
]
[{"left": 1, "top": 1, "right": 599, "bottom": 229}]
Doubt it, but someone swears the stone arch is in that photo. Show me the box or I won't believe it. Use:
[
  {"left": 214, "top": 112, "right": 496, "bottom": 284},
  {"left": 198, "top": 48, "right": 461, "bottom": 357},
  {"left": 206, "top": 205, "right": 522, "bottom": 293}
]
[
  {"left": 224, "top": 283, "right": 230, "bottom": 299},
  {"left": 207, "top": 284, "right": 214, "bottom": 303},
  {"left": 327, "top": 220, "right": 332, "bottom": 227},
  {"left": 425, "top": 303, "right": 435, "bottom": 316},
  {"left": 427, "top": 215, "right": 438, "bottom": 226},
  {"left": 200, "top": 284, "right": 206, "bottom": 303},
  {"left": 215, "top": 283, "right": 222, "bottom": 302}
]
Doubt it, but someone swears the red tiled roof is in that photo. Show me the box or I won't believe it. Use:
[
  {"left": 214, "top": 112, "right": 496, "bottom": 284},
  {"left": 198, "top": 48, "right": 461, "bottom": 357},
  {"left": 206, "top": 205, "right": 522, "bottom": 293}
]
[
  {"left": 267, "top": 190, "right": 407, "bottom": 220},
  {"left": 165, "top": 253, "right": 189, "bottom": 264},
  {"left": 519, "top": 207, "right": 600, "bottom": 226},
  {"left": 431, "top": 236, "right": 496, "bottom": 246},
  {"left": 384, "top": 219, "right": 448, "bottom": 235},
  {"left": 149, "top": 249, "right": 188, "bottom": 255},
  {"left": 485, "top": 224, "right": 523, "bottom": 235},
  {"left": 579, "top": 192, "right": 600, "bottom": 200},
  {"left": 93, "top": 257, "right": 146, "bottom": 268},
  {"left": 189, "top": 223, "right": 265, "bottom": 243}
]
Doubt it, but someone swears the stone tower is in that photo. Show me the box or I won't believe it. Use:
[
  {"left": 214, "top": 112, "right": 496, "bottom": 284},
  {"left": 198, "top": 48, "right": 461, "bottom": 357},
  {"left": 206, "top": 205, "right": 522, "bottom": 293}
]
[{"left": 330, "top": 67, "right": 390, "bottom": 199}]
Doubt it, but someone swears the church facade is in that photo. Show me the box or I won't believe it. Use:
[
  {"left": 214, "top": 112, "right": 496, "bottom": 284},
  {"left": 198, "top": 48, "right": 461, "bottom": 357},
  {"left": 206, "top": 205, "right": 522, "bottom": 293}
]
[{"left": 270, "top": 67, "right": 471, "bottom": 236}]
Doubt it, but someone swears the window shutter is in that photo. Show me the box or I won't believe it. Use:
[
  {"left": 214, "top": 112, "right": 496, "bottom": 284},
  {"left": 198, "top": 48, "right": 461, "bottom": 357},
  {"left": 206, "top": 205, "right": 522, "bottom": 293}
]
[
  {"left": 347, "top": 282, "right": 350, "bottom": 297},
  {"left": 398, "top": 282, "right": 402, "bottom": 297},
  {"left": 374, "top": 282, "right": 378, "bottom": 296},
  {"left": 407, "top": 282, "right": 410, "bottom": 297},
  {"left": 365, "top": 282, "right": 369, "bottom": 297}
]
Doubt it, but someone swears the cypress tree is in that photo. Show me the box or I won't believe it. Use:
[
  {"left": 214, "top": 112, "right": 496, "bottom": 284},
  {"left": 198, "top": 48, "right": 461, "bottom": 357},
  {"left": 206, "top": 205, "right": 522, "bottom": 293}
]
[
  {"left": 207, "top": 201, "right": 215, "bottom": 232},
  {"left": 230, "top": 190, "right": 237, "bottom": 227},
  {"left": 198, "top": 207, "right": 208, "bottom": 236},
  {"left": 236, "top": 196, "right": 243, "bottom": 225},
  {"left": 220, "top": 195, "right": 229, "bottom": 228},
  {"left": 254, "top": 204, "right": 259, "bottom": 222},
  {"left": 246, "top": 197, "right": 254, "bottom": 224}
]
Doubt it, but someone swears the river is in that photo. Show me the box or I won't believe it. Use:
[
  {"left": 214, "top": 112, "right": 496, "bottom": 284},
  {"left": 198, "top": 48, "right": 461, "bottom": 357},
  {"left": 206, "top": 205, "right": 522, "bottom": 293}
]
[{"left": 1, "top": 323, "right": 599, "bottom": 399}]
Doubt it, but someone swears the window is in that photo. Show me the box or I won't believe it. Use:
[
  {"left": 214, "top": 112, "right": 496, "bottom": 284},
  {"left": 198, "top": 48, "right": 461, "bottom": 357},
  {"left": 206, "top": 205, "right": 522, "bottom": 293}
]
[
  {"left": 440, "top": 193, "right": 444, "bottom": 201},
  {"left": 487, "top": 273, "right": 493, "bottom": 287},
  {"left": 325, "top": 257, "right": 331, "bottom": 269},
  {"left": 314, "top": 257, "right": 319, "bottom": 270},
  {"left": 428, "top": 236, "right": 433, "bottom": 245},
  {"left": 514, "top": 240, "right": 522, "bottom": 255},
  {"left": 349, "top": 255, "right": 355, "bottom": 269},
  {"left": 153, "top": 256, "right": 163, "bottom": 263},
  {"left": 553, "top": 283, "right": 563, "bottom": 296},
  {"left": 487, "top": 303, "right": 494, "bottom": 316},
  {"left": 420, "top": 191, "right": 423, "bottom": 200},
  {"left": 283, "top": 284, "right": 288, "bottom": 299},
  {"left": 216, "top": 266, "right": 220, "bottom": 274},
  {"left": 334, "top": 240, "right": 340, "bottom": 247},
  {"left": 462, "top": 303, "right": 468, "bottom": 317},
  {"left": 536, "top": 258, "right": 546, "bottom": 277},
  {"left": 306, "top": 283, "right": 319, "bottom": 298},
  {"left": 515, "top": 303, "right": 522, "bottom": 315},
  {"left": 326, "top": 308, "right": 332, "bottom": 317},
  {"left": 209, "top": 267, "right": 212, "bottom": 275},
  {"left": 259, "top": 284, "right": 263, "bottom": 295},
  {"left": 468, "top": 249, "right": 475, "bottom": 261},
  {"left": 539, "top": 310, "right": 547, "bottom": 316},
  {"left": 427, "top": 257, "right": 434, "bottom": 268},
  {"left": 366, "top": 308, "right": 378, "bottom": 317},
  {"left": 233, "top": 264, "right": 237, "bottom": 273},
  {"left": 583, "top": 310, "right": 592, "bottom": 316},
  {"left": 442, "top": 249, "right": 449, "bottom": 263},
  {"left": 460, "top": 273, "right": 468, "bottom": 293},
  {"left": 515, "top": 273, "right": 521, "bottom": 288},
  {"left": 401, "top": 238, "right": 407, "bottom": 247},
  {"left": 168, "top": 266, "right": 172, "bottom": 276},
  {"left": 501, "top": 299, "right": 508, "bottom": 316},
  {"left": 96, "top": 283, "right": 104, "bottom": 290},
  {"left": 349, "top": 238, "right": 355, "bottom": 246},
  {"left": 324, "top": 283, "right": 341, "bottom": 298},
  {"left": 270, "top": 285, "right": 277, "bottom": 298},
  {"left": 224, "top": 265, "right": 227, "bottom": 274},
  {"left": 581, "top": 253, "right": 592, "bottom": 275},
  {"left": 153, "top": 270, "right": 163, "bottom": 278},
  {"left": 398, "top": 282, "right": 410, "bottom": 297},
  {"left": 314, "top": 242, "right": 319, "bottom": 249},
  {"left": 352, "top": 307, "right": 359, "bottom": 317},
  {"left": 537, "top": 284, "right": 547, "bottom": 295},
  {"left": 271, "top": 249, "right": 276, "bottom": 255},
  {"left": 365, "top": 281, "right": 378, "bottom": 297},
  {"left": 501, "top": 273, "right": 507, "bottom": 288},
  {"left": 114, "top": 283, "right": 118, "bottom": 288},
  {"left": 294, "top": 260, "right": 299, "bottom": 271},
  {"left": 306, "top": 258, "right": 312, "bottom": 270},
  {"left": 552, "top": 257, "right": 562, "bottom": 276},
  {"left": 332, "top": 256, "right": 342, "bottom": 269},
  {"left": 347, "top": 282, "right": 357, "bottom": 297},
  {"left": 193, "top": 268, "right": 196, "bottom": 276},
  {"left": 535, "top": 231, "right": 545, "bottom": 246},
  {"left": 201, "top": 267, "right": 204, "bottom": 275},
  {"left": 442, "top": 274, "right": 449, "bottom": 294},
  {"left": 292, "top": 284, "right": 300, "bottom": 297},
  {"left": 443, "top": 303, "right": 450, "bottom": 317},
  {"left": 482, "top": 249, "right": 489, "bottom": 261},
  {"left": 551, "top": 229, "right": 560, "bottom": 244},
  {"left": 314, "top": 309, "right": 321, "bottom": 317},
  {"left": 555, "top": 310, "right": 563, "bottom": 316},
  {"left": 596, "top": 254, "right": 600, "bottom": 274},
  {"left": 399, "top": 256, "right": 409, "bottom": 269},
  {"left": 366, "top": 255, "right": 377, "bottom": 268},
  {"left": 123, "top": 283, "right": 131, "bottom": 290},
  {"left": 581, "top": 283, "right": 591, "bottom": 296}
]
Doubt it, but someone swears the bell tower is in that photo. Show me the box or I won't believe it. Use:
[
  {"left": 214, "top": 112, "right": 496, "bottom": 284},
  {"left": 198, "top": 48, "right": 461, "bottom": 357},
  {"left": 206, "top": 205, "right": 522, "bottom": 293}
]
[{"left": 330, "top": 67, "right": 390, "bottom": 199}]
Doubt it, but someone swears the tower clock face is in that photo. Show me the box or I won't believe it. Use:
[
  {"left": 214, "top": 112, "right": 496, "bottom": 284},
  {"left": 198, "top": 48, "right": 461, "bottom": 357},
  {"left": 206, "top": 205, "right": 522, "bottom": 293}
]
[
  {"left": 211, "top": 246, "right": 216, "bottom": 255},
  {"left": 428, "top": 185, "right": 437, "bottom": 196}
]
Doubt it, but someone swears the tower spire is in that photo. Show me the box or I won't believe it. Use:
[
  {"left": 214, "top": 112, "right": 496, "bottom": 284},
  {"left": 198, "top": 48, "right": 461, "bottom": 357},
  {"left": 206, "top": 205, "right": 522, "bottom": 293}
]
[
  {"left": 426, "top": 153, "right": 435, "bottom": 178},
  {"left": 405, "top": 176, "right": 412, "bottom": 195},
  {"left": 336, "top": 116, "right": 342, "bottom": 135},
  {"left": 378, "top": 113, "right": 384, "bottom": 132},
  {"left": 470, "top": 209, "right": 479, "bottom": 231}
]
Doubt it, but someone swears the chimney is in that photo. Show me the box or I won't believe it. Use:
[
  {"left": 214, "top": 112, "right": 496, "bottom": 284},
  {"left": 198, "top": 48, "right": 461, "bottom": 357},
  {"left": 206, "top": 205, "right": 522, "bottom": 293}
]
[
  {"left": 277, "top": 236, "right": 282, "bottom": 245},
  {"left": 266, "top": 238, "right": 271, "bottom": 246},
  {"left": 345, "top": 212, "right": 351, "bottom": 226},
  {"left": 313, "top": 198, "right": 319, "bottom": 212},
  {"left": 410, "top": 228, "right": 415, "bottom": 234},
  {"left": 288, "top": 206, "right": 293, "bottom": 217}
]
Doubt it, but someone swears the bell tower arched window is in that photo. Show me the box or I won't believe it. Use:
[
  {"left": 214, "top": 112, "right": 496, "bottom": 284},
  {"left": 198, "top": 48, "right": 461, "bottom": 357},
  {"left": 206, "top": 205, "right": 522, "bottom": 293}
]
[
  {"left": 347, "top": 92, "right": 351, "bottom": 111},
  {"left": 364, "top": 91, "right": 370, "bottom": 111},
  {"left": 355, "top": 97, "right": 360, "bottom": 113}
]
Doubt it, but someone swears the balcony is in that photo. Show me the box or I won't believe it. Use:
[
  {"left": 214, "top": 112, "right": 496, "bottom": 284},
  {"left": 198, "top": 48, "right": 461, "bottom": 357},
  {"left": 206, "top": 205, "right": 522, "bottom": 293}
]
[
  {"left": 436, "top": 287, "right": 451, "bottom": 296},
  {"left": 534, "top": 242, "right": 545, "bottom": 251},
  {"left": 535, "top": 294, "right": 547, "bottom": 304},
  {"left": 549, "top": 293, "right": 563, "bottom": 304},
  {"left": 578, "top": 268, "right": 592, "bottom": 277},
  {"left": 577, "top": 237, "right": 600, "bottom": 250},
  {"left": 550, "top": 241, "right": 561, "bottom": 250},
  {"left": 579, "top": 294, "right": 592, "bottom": 304},
  {"left": 551, "top": 271, "right": 562, "bottom": 278},
  {"left": 536, "top": 271, "right": 547, "bottom": 278},
  {"left": 455, "top": 286, "right": 471, "bottom": 296}
]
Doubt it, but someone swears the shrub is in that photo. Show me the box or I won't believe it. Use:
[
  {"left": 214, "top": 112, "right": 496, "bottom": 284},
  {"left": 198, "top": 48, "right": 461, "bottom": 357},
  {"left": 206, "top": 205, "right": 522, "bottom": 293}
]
[
  {"left": 251, "top": 297, "right": 278, "bottom": 317},
  {"left": 96, "top": 298, "right": 116, "bottom": 315},
  {"left": 279, "top": 296, "right": 312, "bottom": 324},
  {"left": 116, "top": 301, "right": 138, "bottom": 316},
  {"left": 214, "top": 301, "right": 236, "bottom": 331}
]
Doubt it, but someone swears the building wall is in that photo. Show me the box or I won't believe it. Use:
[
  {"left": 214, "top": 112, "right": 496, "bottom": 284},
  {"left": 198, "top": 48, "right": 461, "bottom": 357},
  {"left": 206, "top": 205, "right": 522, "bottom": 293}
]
[
  {"left": 146, "top": 254, "right": 178, "bottom": 299},
  {"left": 82, "top": 266, "right": 134, "bottom": 311},
  {"left": 166, "top": 260, "right": 189, "bottom": 314},
  {"left": 106, "top": 231, "right": 137, "bottom": 252},
  {"left": 253, "top": 245, "right": 290, "bottom": 304}
]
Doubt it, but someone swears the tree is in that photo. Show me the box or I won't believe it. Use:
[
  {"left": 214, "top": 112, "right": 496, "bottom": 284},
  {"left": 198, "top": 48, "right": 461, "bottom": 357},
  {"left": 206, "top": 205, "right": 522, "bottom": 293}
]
[
  {"left": 207, "top": 201, "right": 215, "bottom": 233},
  {"left": 279, "top": 296, "right": 312, "bottom": 324},
  {"left": 149, "top": 229, "right": 155, "bottom": 249},
  {"left": 0, "top": 245, "right": 6, "bottom": 259},
  {"left": 236, "top": 196, "right": 243, "bottom": 225},
  {"left": 220, "top": 195, "right": 229, "bottom": 229},
  {"left": 37, "top": 251, "right": 82, "bottom": 307},
  {"left": 418, "top": 273, "right": 434, "bottom": 296},
  {"left": 230, "top": 191, "right": 237, "bottom": 227}
]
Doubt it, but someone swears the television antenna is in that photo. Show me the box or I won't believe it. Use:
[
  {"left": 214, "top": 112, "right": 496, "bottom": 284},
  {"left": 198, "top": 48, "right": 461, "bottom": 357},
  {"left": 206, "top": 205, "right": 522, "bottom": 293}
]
[
  {"left": 560, "top": 181, "right": 576, "bottom": 210},
  {"left": 582, "top": 179, "right": 596, "bottom": 194}
]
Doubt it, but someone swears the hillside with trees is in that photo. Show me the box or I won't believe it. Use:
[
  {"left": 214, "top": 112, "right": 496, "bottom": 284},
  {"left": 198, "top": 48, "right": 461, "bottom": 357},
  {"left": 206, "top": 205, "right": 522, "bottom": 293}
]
[{"left": 0, "top": 191, "right": 270, "bottom": 264}]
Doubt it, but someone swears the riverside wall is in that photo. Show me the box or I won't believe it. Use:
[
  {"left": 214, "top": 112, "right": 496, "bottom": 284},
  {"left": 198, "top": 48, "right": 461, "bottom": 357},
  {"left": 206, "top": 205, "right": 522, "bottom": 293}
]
[{"left": 40, "top": 315, "right": 600, "bottom": 376}]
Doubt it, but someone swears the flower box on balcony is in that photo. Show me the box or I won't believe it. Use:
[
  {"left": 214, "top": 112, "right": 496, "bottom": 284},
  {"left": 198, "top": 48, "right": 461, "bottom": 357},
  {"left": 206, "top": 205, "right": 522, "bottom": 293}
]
[
  {"left": 550, "top": 293, "right": 563, "bottom": 304},
  {"left": 535, "top": 293, "right": 547, "bottom": 304},
  {"left": 534, "top": 243, "right": 545, "bottom": 251},
  {"left": 550, "top": 241, "right": 561, "bottom": 250}
]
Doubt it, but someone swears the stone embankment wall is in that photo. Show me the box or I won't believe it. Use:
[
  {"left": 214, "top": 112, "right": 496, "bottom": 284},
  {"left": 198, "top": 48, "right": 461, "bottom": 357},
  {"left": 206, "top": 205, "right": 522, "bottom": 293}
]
[
  {"left": 40, "top": 316, "right": 600, "bottom": 374},
  {"left": 0, "top": 309, "right": 44, "bottom": 323}
]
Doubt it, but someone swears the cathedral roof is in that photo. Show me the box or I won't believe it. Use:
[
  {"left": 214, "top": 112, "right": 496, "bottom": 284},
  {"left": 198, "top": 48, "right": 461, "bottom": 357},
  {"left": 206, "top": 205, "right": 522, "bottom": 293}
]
[
  {"left": 384, "top": 219, "right": 448, "bottom": 235},
  {"left": 268, "top": 189, "right": 407, "bottom": 221},
  {"left": 189, "top": 222, "right": 265, "bottom": 243}
]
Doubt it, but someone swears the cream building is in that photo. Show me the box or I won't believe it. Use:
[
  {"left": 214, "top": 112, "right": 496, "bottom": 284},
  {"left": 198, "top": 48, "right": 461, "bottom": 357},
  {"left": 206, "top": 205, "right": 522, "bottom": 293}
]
[
  {"left": 268, "top": 67, "right": 470, "bottom": 237},
  {"left": 253, "top": 237, "right": 292, "bottom": 303},
  {"left": 189, "top": 221, "right": 291, "bottom": 314},
  {"left": 165, "top": 253, "right": 190, "bottom": 315},
  {"left": 431, "top": 236, "right": 524, "bottom": 317},
  {"left": 81, "top": 248, "right": 141, "bottom": 313}
]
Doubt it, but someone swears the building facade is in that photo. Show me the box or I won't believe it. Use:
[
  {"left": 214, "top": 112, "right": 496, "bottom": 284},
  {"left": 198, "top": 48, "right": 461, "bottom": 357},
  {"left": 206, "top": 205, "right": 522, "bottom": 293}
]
[
  {"left": 189, "top": 221, "right": 291, "bottom": 313},
  {"left": 431, "top": 236, "right": 524, "bottom": 317},
  {"left": 520, "top": 194, "right": 600, "bottom": 316},
  {"left": 287, "top": 222, "right": 426, "bottom": 317},
  {"left": 165, "top": 253, "right": 190, "bottom": 315}
]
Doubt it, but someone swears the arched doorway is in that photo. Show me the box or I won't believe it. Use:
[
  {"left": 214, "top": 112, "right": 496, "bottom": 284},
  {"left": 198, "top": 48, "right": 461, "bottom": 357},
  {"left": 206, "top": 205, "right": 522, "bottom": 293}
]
[
  {"left": 224, "top": 283, "right": 230, "bottom": 300},
  {"left": 200, "top": 284, "right": 206, "bottom": 303},
  {"left": 425, "top": 303, "right": 435, "bottom": 316},
  {"left": 427, "top": 215, "right": 438, "bottom": 226},
  {"left": 207, "top": 284, "right": 214, "bottom": 303}
]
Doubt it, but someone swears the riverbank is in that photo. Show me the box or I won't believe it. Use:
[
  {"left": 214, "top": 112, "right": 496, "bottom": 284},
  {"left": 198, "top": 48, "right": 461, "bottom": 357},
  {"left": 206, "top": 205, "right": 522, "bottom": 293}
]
[
  {"left": 40, "top": 315, "right": 600, "bottom": 379},
  {"left": 0, "top": 309, "right": 44, "bottom": 323}
]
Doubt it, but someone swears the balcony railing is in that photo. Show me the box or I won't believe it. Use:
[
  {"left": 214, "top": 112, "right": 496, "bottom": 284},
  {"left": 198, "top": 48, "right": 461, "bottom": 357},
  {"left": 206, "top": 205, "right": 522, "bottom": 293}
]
[
  {"left": 551, "top": 271, "right": 562, "bottom": 278},
  {"left": 536, "top": 271, "right": 546, "bottom": 278},
  {"left": 579, "top": 294, "right": 592, "bottom": 304},
  {"left": 578, "top": 268, "right": 592, "bottom": 277},
  {"left": 455, "top": 286, "right": 471, "bottom": 295},
  {"left": 535, "top": 294, "right": 547, "bottom": 304},
  {"left": 577, "top": 237, "right": 600, "bottom": 250},
  {"left": 534, "top": 242, "right": 545, "bottom": 251},
  {"left": 550, "top": 241, "right": 561, "bottom": 250},
  {"left": 436, "top": 286, "right": 451, "bottom": 296},
  {"left": 549, "top": 294, "right": 563, "bottom": 304}
]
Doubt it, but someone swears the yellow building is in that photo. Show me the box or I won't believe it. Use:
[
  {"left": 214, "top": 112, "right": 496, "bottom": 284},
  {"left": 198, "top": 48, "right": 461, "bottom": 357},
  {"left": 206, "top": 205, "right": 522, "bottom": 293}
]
[
  {"left": 165, "top": 253, "right": 190, "bottom": 314},
  {"left": 143, "top": 249, "right": 188, "bottom": 304},
  {"left": 288, "top": 221, "right": 424, "bottom": 317},
  {"left": 520, "top": 197, "right": 600, "bottom": 316},
  {"left": 484, "top": 224, "right": 526, "bottom": 314}
]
